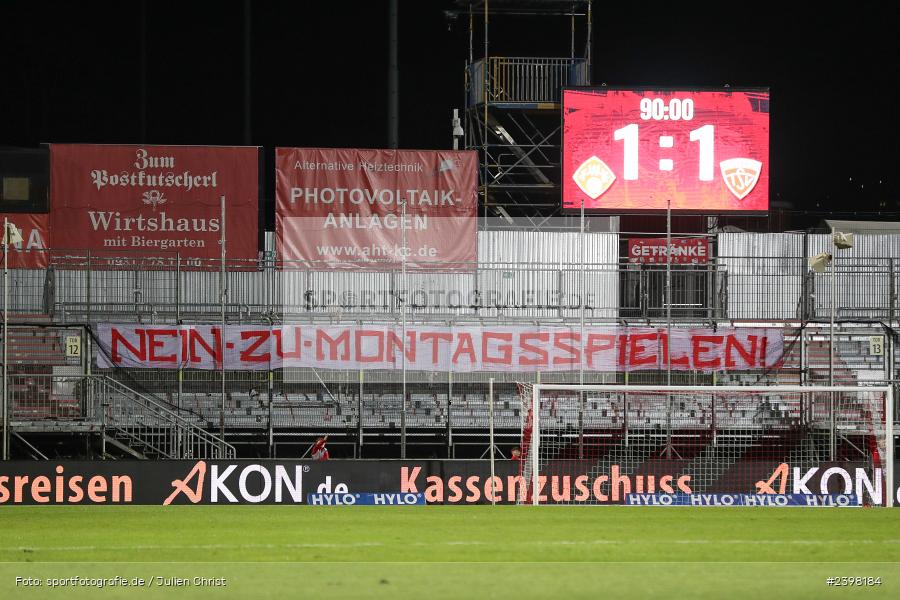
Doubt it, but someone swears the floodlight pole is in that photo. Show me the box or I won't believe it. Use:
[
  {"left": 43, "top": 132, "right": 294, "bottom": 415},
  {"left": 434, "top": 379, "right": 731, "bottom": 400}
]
[
  {"left": 400, "top": 197, "right": 407, "bottom": 459},
  {"left": 830, "top": 236, "right": 835, "bottom": 389},
  {"left": 665, "top": 199, "right": 673, "bottom": 459},
  {"left": 886, "top": 385, "right": 895, "bottom": 507},
  {"left": 488, "top": 377, "right": 495, "bottom": 506},
  {"left": 220, "top": 195, "right": 227, "bottom": 455},
  {"left": 388, "top": 0, "right": 399, "bottom": 149},
  {"left": 666, "top": 199, "right": 672, "bottom": 388},
  {"left": 578, "top": 197, "right": 585, "bottom": 459},
  {"left": 828, "top": 231, "right": 852, "bottom": 461},
  {"left": 829, "top": 235, "right": 836, "bottom": 460},
  {"left": 2, "top": 218, "right": 9, "bottom": 460}
]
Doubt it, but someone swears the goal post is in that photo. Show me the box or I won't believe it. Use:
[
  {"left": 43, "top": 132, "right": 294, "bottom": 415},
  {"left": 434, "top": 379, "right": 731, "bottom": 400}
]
[{"left": 517, "top": 384, "right": 894, "bottom": 507}]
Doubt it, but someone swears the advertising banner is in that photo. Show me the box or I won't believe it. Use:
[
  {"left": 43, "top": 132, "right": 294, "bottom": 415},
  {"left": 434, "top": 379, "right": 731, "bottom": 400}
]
[
  {"left": 1, "top": 460, "right": 889, "bottom": 506},
  {"left": 95, "top": 323, "right": 783, "bottom": 373},
  {"left": 563, "top": 88, "right": 769, "bottom": 212},
  {"left": 49, "top": 144, "right": 259, "bottom": 263},
  {"left": 0, "top": 460, "right": 513, "bottom": 505},
  {"left": 627, "top": 238, "right": 709, "bottom": 264},
  {"left": 275, "top": 148, "right": 477, "bottom": 268},
  {"left": 625, "top": 494, "right": 859, "bottom": 507},
  {"left": 0, "top": 212, "right": 49, "bottom": 268}
]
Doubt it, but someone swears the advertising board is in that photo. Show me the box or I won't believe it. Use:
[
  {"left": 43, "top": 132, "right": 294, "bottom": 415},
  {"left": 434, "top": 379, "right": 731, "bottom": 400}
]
[
  {"left": 49, "top": 144, "right": 259, "bottom": 264},
  {"left": 276, "top": 148, "right": 477, "bottom": 268},
  {"left": 563, "top": 88, "right": 769, "bottom": 212}
]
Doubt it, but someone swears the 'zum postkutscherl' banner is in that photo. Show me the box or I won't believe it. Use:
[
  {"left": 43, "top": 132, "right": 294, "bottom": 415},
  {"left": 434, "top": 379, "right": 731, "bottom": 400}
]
[
  {"left": 275, "top": 148, "right": 477, "bottom": 268},
  {"left": 49, "top": 144, "right": 259, "bottom": 264},
  {"left": 96, "top": 324, "right": 783, "bottom": 373}
]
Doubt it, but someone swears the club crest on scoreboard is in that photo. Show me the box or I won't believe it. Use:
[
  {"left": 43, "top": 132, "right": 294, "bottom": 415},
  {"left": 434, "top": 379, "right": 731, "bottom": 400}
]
[
  {"left": 572, "top": 155, "right": 616, "bottom": 199},
  {"left": 720, "top": 158, "right": 762, "bottom": 200}
]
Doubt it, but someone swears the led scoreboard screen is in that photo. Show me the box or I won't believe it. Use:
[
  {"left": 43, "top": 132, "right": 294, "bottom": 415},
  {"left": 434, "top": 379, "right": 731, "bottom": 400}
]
[{"left": 562, "top": 88, "right": 769, "bottom": 212}]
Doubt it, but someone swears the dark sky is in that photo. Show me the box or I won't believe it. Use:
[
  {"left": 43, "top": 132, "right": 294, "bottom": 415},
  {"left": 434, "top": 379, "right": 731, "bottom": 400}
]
[{"left": 1, "top": 1, "right": 898, "bottom": 220}]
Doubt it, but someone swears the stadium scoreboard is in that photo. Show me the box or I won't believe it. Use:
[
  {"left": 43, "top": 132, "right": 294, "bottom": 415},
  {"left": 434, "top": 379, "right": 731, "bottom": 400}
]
[{"left": 562, "top": 88, "right": 770, "bottom": 212}]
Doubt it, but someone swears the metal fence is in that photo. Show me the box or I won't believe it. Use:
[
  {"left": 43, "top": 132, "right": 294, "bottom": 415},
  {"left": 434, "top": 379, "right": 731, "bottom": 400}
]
[
  {"left": 720, "top": 232, "right": 900, "bottom": 321},
  {"left": 7, "top": 257, "right": 900, "bottom": 325},
  {"left": 7, "top": 374, "right": 95, "bottom": 422},
  {"left": 35, "top": 263, "right": 900, "bottom": 326},
  {"left": 6, "top": 231, "right": 900, "bottom": 326}
]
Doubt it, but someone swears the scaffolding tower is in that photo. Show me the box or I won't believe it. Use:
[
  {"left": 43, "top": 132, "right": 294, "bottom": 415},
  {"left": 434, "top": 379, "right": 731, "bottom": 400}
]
[{"left": 449, "top": 1, "right": 593, "bottom": 224}]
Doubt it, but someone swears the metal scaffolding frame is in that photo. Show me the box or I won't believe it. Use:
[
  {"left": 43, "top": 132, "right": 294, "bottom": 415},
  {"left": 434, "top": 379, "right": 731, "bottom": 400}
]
[{"left": 457, "top": 0, "right": 593, "bottom": 221}]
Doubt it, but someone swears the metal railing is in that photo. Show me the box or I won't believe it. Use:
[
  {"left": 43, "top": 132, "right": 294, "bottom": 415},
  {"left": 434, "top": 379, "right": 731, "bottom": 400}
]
[
  {"left": 7, "top": 374, "right": 95, "bottom": 422},
  {"left": 6, "top": 374, "right": 235, "bottom": 459},
  {"left": 467, "top": 57, "right": 588, "bottom": 105},
  {"left": 97, "top": 376, "right": 236, "bottom": 459},
  {"left": 5, "top": 249, "right": 900, "bottom": 325}
]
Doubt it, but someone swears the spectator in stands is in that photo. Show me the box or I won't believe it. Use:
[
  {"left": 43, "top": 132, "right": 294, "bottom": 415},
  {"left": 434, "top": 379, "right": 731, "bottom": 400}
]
[{"left": 249, "top": 387, "right": 262, "bottom": 407}]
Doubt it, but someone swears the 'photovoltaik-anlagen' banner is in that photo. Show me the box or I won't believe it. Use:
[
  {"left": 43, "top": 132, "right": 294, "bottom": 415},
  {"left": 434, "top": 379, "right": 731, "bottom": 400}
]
[{"left": 275, "top": 148, "right": 477, "bottom": 268}]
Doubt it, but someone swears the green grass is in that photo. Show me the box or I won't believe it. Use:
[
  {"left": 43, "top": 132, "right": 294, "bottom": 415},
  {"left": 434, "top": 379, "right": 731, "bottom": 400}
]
[{"left": 1, "top": 506, "right": 898, "bottom": 598}]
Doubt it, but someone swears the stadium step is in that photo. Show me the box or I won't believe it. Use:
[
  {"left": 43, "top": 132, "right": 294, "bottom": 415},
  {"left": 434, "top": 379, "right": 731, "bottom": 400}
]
[{"left": 104, "top": 434, "right": 148, "bottom": 460}]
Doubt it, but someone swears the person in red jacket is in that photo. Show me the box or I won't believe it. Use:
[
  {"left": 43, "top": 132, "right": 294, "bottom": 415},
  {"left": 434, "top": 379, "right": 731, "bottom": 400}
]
[{"left": 310, "top": 435, "right": 330, "bottom": 461}]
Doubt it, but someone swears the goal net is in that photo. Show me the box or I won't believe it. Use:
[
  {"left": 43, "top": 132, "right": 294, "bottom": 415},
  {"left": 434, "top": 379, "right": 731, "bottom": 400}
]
[{"left": 515, "top": 384, "right": 894, "bottom": 507}]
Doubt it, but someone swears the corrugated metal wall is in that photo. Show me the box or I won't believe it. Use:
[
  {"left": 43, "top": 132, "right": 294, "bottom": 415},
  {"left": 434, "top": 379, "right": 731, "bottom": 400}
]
[
  {"left": 806, "top": 234, "right": 897, "bottom": 320},
  {"left": 720, "top": 232, "right": 900, "bottom": 321},
  {"left": 719, "top": 233, "right": 806, "bottom": 320}
]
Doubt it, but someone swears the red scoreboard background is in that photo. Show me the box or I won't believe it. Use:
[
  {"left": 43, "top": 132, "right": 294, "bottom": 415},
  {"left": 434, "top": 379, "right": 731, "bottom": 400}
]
[{"left": 562, "top": 88, "right": 769, "bottom": 212}]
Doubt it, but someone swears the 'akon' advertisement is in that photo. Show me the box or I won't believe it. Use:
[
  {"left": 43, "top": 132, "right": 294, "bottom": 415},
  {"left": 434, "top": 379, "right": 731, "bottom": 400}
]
[
  {"left": 0, "top": 460, "right": 896, "bottom": 506},
  {"left": 0, "top": 461, "right": 508, "bottom": 506}
]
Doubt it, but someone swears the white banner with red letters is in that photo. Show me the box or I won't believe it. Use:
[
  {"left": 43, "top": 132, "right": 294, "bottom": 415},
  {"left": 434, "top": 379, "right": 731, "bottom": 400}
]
[{"left": 96, "top": 324, "right": 783, "bottom": 373}]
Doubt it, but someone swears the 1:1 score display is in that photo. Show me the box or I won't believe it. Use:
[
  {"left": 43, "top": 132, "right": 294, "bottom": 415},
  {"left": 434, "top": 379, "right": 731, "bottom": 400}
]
[
  {"left": 563, "top": 88, "right": 769, "bottom": 210},
  {"left": 613, "top": 123, "right": 715, "bottom": 181}
]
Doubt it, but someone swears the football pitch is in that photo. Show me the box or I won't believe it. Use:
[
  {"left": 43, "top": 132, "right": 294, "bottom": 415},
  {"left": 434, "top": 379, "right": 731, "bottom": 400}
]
[{"left": 0, "top": 506, "right": 898, "bottom": 599}]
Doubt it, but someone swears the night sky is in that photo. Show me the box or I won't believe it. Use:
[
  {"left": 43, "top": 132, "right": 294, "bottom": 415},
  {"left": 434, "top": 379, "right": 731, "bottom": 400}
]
[{"left": 1, "top": 1, "right": 897, "bottom": 224}]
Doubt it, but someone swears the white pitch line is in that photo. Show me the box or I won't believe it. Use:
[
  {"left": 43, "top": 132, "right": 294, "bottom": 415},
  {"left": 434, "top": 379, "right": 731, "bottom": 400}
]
[
  {"left": 1, "top": 539, "right": 897, "bottom": 553},
  {"left": 2, "top": 542, "right": 386, "bottom": 553}
]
